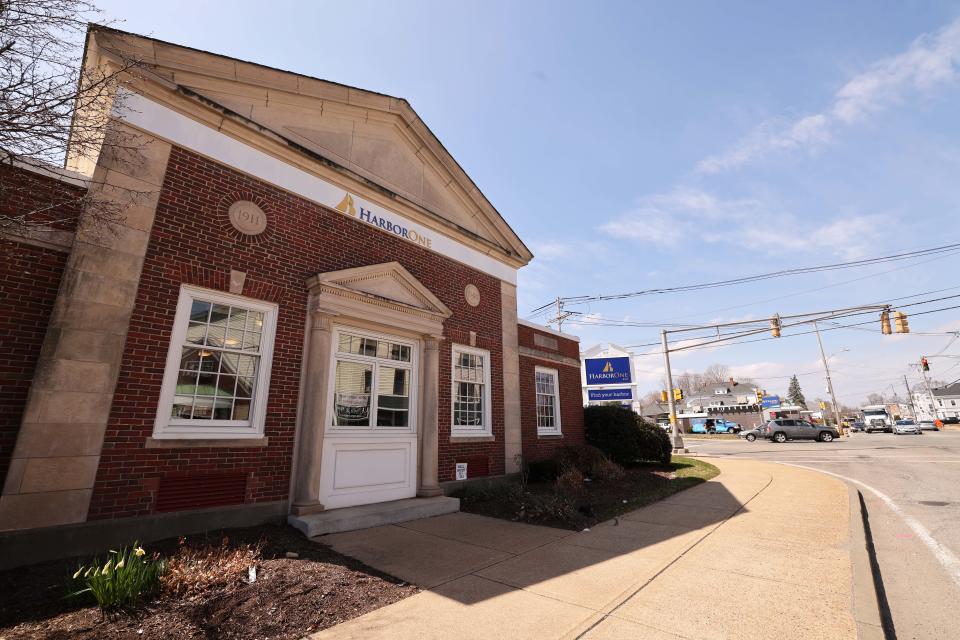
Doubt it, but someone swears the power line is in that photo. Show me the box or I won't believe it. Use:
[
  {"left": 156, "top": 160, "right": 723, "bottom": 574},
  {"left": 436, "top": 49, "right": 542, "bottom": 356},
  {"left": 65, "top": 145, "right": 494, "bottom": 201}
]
[{"left": 531, "top": 240, "right": 960, "bottom": 313}]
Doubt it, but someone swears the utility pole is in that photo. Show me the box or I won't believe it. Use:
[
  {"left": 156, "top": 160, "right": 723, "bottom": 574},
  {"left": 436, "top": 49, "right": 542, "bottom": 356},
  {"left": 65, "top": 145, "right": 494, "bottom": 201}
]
[
  {"left": 903, "top": 375, "right": 917, "bottom": 420},
  {"left": 661, "top": 329, "right": 685, "bottom": 451},
  {"left": 813, "top": 321, "right": 843, "bottom": 433},
  {"left": 919, "top": 357, "right": 940, "bottom": 421},
  {"left": 550, "top": 296, "right": 574, "bottom": 333}
]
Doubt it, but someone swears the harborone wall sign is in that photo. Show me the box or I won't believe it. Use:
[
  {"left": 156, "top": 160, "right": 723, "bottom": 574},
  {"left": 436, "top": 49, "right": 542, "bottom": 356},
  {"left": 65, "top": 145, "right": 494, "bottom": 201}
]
[
  {"left": 335, "top": 193, "right": 432, "bottom": 249},
  {"left": 584, "top": 357, "right": 632, "bottom": 386}
]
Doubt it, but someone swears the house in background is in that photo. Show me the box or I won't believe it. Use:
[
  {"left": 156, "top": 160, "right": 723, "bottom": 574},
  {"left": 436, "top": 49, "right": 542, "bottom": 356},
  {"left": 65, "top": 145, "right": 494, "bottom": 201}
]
[{"left": 684, "top": 379, "right": 764, "bottom": 428}]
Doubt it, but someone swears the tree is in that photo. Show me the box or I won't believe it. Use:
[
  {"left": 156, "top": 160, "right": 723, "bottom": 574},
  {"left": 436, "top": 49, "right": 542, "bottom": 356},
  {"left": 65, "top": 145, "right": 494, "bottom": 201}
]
[
  {"left": 866, "top": 393, "right": 885, "bottom": 405},
  {"left": 702, "top": 364, "right": 730, "bottom": 385},
  {"left": 1, "top": 0, "right": 146, "bottom": 246},
  {"left": 787, "top": 375, "right": 807, "bottom": 409}
]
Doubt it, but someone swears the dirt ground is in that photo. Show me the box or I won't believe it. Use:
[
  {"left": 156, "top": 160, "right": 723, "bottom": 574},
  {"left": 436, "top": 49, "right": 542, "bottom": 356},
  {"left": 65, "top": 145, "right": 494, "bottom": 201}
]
[
  {"left": 0, "top": 524, "right": 417, "bottom": 639},
  {"left": 458, "top": 457, "right": 719, "bottom": 530}
]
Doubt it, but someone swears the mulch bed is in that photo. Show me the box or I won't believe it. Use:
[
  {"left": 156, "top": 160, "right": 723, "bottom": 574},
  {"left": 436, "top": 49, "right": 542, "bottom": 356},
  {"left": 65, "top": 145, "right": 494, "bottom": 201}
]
[
  {"left": 0, "top": 524, "right": 417, "bottom": 639},
  {"left": 458, "top": 458, "right": 718, "bottom": 530}
]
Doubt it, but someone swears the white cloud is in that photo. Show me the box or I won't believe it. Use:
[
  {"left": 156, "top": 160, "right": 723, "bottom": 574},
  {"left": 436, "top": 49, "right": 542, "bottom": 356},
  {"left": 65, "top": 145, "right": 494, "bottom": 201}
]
[
  {"left": 698, "top": 18, "right": 960, "bottom": 174},
  {"left": 601, "top": 187, "right": 892, "bottom": 259}
]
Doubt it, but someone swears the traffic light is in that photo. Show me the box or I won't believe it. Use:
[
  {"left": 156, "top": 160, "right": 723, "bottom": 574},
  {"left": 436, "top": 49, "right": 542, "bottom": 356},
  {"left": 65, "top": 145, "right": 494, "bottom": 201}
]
[
  {"left": 880, "top": 309, "right": 892, "bottom": 335},
  {"left": 921, "top": 357, "right": 930, "bottom": 371},
  {"left": 894, "top": 311, "right": 910, "bottom": 334},
  {"left": 673, "top": 388, "right": 683, "bottom": 401},
  {"left": 755, "top": 389, "right": 763, "bottom": 404},
  {"left": 770, "top": 314, "right": 781, "bottom": 338},
  {"left": 819, "top": 400, "right": 827, "bottom": 410},
  {"left": 660, "top": 390, "right": 668, "bottom": 403}
]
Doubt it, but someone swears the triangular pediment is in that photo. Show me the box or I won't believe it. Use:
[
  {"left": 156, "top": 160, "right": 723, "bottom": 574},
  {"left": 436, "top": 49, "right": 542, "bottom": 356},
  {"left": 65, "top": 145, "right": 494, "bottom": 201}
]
[
  {"left": 309, "top": 262, "right": 452, "bottom": 318},
  {"left": 87, "top": 27, "right": 533, "bottom": 267}
]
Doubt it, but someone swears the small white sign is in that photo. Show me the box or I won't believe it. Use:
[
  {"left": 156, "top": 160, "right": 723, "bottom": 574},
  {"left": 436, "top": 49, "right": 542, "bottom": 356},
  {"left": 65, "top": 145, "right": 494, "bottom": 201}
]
[{"left": 455, "top": 463, "right": 468, "bottom": 481}]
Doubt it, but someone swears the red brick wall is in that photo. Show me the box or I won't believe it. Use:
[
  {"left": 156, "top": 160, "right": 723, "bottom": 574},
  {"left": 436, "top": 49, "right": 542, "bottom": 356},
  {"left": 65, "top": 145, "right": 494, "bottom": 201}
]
[
  {"left": 517, "top": 324, "right": 584, "bottom": 462},
  {"left": 88, "top": 146, "right": 506, "bottom": 519},
  {"left": 0, "top": 243, "right": 69, "bottom": 488}
]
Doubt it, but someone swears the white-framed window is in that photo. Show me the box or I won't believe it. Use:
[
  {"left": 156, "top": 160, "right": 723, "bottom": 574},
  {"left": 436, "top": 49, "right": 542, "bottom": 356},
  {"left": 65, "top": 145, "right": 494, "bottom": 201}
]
[
  {"left": 327, "top": 327, "right": 417, "bottom": 432},
  {"left": 535, "top": 366, "right": 562, "bottom": 436},
  {"left": 451, "top": 344, "right": 492, "bottom": 437},
  {"left": 153, "top": 285, "right": 277, "bottom": 439}
]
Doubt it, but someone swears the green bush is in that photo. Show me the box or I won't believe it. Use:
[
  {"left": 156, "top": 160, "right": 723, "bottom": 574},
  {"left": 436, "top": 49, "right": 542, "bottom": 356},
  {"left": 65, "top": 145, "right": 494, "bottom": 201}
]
[
  {"left": 69, "top": 543, "right": 165, "bottom": 611},
  {"left": 555, "top": 444, "right": 624, "bottom": 481},
  {"left": 584, "top": 405, "right": 672, "bottom": 466}
]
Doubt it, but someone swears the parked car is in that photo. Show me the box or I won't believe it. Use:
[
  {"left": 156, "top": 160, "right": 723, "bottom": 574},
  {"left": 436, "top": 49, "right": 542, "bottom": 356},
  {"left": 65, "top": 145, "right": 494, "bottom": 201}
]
[
  {"left": 893, "top": 419, "right": 922, "bottom": 435},
  {"left": 738, "top": 425, "right": 764, "bottom": 442},
  {"left": 849, "top": 421, "right": 866, "bottom": 432},
  {"left": 690, "top": 418, "right": 741, "bottom": 434},
  {"left": 944, "top": 416, "right": 960, "bottom": 424},
  {"left": 918, "top": 420, "right": 938, "bottom": 431},
  {"left": 764, "top": 418, "right": 840, "bottom": 443}
]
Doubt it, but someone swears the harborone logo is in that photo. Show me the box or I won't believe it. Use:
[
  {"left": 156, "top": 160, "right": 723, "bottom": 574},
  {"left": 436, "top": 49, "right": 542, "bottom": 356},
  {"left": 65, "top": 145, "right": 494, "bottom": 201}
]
[
  {"left": 584, "top": 356, "right": 632, "bottom": 386},
  {"left": 335, "top": 193, "right": 432, "bottom": 249}
]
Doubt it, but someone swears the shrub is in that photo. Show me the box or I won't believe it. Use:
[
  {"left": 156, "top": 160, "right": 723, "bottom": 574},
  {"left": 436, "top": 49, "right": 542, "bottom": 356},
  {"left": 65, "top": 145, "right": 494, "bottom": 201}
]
[
  {"left": 161, "top": 536, "right": 262, "bottom": 598},
  {"left": 69, "top": 543, "right": 165, "bottom": 611},
  {"left": 526, "top": 459, "right": 560, "bottom": 483},
  {"left": 555, "top": 466, "right": 585, "bottom": 496},
  {"left": 584, "top": 405, "right": 672, "bottom": 466},
  {"left": 555, "top": 444, "right": 624, "bottom": 481}
]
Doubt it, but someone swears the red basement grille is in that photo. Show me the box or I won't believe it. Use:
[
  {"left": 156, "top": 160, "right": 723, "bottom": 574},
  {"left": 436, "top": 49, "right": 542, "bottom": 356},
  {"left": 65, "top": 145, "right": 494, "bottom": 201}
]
[{"left": 155, "top": 473, "right": 248, "bottom": 512}]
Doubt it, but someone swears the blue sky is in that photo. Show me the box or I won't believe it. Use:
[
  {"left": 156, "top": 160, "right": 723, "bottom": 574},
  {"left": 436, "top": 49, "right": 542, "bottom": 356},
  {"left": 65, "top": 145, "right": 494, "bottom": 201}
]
[{"left": 95, "top": 0, "right": 960, "bottom": 404}]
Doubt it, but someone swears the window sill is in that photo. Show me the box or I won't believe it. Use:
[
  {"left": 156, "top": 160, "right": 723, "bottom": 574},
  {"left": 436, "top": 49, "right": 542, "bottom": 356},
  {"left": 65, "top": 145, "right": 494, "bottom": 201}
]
[
  {"left": 537, "top": 433, "right": 563, "bottom": 439},
  {"left": 449, "top": 434, "right": 495, "bottom": 443},
  {"left": 145, "top": 436, "right": 269, "bottom": 449}
]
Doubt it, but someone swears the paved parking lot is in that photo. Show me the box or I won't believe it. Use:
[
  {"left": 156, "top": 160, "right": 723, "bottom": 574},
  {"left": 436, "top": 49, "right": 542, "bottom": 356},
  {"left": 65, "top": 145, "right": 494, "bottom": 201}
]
[{"left": 687, "top": 431, "right": 960, "bottom": 640}]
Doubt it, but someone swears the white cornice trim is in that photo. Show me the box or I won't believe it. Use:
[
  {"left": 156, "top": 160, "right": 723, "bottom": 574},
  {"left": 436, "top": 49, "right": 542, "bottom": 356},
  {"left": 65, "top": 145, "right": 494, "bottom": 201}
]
[{"left": 115, "top": 90, "right": 519, "bottom": 285}]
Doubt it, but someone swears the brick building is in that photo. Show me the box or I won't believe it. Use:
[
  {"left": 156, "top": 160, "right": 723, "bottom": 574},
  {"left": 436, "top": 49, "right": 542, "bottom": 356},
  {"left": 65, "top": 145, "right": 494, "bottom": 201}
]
[{"left": 0, "top": 27, "right": 583, "bottom": 562}]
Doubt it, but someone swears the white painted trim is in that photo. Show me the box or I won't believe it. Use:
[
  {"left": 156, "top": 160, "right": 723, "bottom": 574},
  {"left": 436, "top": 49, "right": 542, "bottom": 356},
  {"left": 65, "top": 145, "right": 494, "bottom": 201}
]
[
  {"left": 518, "top": 319, "right": 580, "bottom": 342},
  {"left": 152, "top": 285, "right": 278, "bottom": 439},
  {"left": 116, "top": 91, "right": 518, "bottom": 285},
  {"left": 535, "top": 365, "right": 562, "bottom": 436},
  {"left": 1, "top": 151, "right": 89, "bottom": 187},
  {"left": 450, "top": 343, "right": 494, "bottom": 438}
]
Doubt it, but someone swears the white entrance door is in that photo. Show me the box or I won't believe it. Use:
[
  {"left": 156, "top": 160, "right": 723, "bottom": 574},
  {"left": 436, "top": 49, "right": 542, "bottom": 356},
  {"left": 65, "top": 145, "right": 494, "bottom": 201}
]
[{"left": 319, "top": 327, "right": 419, "bottom": 509}]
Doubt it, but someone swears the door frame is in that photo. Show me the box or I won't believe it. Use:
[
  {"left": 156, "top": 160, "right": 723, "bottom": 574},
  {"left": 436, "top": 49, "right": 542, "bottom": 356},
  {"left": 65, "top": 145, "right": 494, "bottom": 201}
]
[{"left": 318, "top": 324, "right": 421, "bottom": 508}]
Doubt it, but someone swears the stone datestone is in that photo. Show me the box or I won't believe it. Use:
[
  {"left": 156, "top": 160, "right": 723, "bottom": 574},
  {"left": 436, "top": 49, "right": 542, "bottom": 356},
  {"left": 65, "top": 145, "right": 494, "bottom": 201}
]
[
  {"left": 228, "top": 200, "right": 268, "bottom": 235},
  {"left": 464, "top": 283, "right": 481, "bottom": 307}
]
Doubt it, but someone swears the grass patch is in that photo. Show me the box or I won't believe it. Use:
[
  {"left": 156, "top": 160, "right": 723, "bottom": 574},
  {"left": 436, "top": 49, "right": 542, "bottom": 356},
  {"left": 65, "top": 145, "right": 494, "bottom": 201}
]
[{"left": 457, "top": 455, "right": 720, "bottom": 530}]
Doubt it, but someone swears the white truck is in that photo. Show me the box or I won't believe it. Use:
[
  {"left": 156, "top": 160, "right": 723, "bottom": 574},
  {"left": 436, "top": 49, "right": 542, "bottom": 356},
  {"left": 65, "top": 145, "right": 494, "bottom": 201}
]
[{"left": 860, "top": 405, "right": 893, "bottom": 433}]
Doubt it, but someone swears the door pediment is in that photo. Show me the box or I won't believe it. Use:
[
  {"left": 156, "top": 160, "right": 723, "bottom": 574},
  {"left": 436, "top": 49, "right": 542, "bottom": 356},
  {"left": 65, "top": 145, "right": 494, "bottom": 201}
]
[{"left": 307, "top": 262, "right": 452, "bottom": 334}]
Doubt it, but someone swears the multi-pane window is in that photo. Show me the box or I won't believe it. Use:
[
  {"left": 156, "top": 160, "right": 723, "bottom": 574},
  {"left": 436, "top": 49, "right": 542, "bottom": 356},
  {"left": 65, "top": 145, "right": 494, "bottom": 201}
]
[
  {"left": 535, "top": 367, "right": 561, "bottom": 435},
  {"left": 451, "top": 345, "right": 491, "bottom": 436},
  {"left": 155, "top": 286, "right": 276, "bottom": 438},
  {"left": 332, "top": 331, "right": 414, "bottom": 429}
]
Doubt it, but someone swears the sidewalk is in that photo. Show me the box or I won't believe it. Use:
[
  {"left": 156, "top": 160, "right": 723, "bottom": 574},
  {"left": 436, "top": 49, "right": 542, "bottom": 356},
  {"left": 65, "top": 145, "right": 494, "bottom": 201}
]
[{"left": 309, "top": 459, "right": 859, "bottom": 640}]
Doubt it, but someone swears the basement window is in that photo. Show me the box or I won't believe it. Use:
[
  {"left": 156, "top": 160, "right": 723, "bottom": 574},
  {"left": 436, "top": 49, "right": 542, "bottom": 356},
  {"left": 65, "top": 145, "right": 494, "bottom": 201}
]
[{"left": 153, "top": 285, "right": 277, "bottom": 439}]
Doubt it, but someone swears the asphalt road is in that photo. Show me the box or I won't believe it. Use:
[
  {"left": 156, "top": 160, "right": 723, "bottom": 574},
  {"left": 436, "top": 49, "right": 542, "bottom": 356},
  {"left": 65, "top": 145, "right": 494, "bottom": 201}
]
[{"left": 686, "top": 431, "right": 960, "bottom": 640}]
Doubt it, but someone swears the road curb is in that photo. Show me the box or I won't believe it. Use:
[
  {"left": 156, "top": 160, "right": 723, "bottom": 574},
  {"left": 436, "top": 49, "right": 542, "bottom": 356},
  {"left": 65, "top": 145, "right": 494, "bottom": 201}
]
[{"left": 846, "top": 484, "right": 890, "bottom": 640}]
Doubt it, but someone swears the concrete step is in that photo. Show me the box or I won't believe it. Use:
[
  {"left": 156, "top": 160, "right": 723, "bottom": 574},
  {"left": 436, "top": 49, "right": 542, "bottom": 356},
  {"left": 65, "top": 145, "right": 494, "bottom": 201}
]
[{"left": 288, "top": 496, "right": 460, "bottom": 538}]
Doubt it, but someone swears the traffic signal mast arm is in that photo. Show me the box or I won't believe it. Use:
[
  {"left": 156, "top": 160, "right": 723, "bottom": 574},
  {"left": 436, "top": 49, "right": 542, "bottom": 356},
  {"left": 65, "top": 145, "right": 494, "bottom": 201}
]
[{"left": 665, "top": 304, "right": 895, "bottom": 353}]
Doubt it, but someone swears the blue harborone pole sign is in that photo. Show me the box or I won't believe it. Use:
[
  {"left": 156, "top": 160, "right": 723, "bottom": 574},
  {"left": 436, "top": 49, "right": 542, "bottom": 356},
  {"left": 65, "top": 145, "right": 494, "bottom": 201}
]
[
  {"left": 584, "top": 357, "right": 632, "bottom": 386},
  {"left": 587, "top": 388, "right": 633, "bottom": 402}
]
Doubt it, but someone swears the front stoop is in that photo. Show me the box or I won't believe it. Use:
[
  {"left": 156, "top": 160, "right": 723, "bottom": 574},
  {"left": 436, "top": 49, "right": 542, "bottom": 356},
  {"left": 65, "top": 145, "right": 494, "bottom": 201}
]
[{"left": 288, "top": 496, "right": 460, "bottom": 538}]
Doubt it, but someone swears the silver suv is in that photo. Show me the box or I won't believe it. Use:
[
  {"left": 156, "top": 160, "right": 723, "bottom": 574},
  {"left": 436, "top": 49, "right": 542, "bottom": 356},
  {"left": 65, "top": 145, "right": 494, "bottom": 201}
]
[{"left": 764, "top": 419, "right": 839, "bottom": 443}]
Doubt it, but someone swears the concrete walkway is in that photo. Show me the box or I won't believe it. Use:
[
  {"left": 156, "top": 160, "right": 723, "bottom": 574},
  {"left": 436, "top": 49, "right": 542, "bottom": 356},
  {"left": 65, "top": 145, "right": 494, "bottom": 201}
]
[{"left": 309, "top": 459, "right": 860, "bottom": 640}]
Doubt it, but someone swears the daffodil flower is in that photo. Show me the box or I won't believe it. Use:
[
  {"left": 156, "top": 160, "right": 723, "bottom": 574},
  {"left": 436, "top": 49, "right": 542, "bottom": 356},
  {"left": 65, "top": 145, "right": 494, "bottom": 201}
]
[
  {"left": 116, "top": 557, "right": 125, "bottom": 569},
  {"left": 102, "top": 559, "right": 112, "bottom": 575},
  {"left": 134, "top": 547, "right": 146, "bottom": 557},
  {"left": 73, "top": 567, "right": 84, "bottom": 579}
]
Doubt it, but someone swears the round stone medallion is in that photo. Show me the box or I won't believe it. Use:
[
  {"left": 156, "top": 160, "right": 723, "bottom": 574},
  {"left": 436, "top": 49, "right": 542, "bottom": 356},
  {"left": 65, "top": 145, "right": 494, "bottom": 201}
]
[
  {"left": 464, "top": 284, "right": 481, "bottom": 307},
  {"left": 228, "top": 200, "right": 268, "bottom": 236}
]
